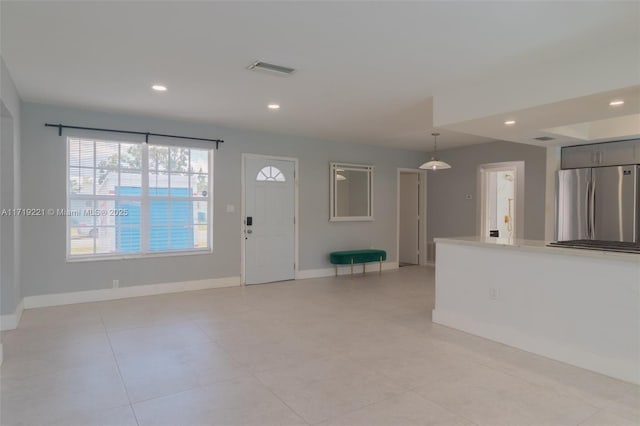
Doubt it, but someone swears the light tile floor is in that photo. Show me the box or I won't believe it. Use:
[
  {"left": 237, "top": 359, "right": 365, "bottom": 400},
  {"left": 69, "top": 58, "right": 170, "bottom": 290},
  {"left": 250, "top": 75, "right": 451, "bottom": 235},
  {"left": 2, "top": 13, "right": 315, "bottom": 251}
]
[{"left": 1, "top": 266, "right": 638, "bottom": 426}]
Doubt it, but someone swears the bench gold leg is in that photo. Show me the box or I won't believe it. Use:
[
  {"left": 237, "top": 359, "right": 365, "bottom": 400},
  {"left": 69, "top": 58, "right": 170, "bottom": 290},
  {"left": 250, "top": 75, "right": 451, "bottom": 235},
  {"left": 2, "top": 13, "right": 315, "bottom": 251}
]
[
  {"left": 335, "top": 265, "right": 338, "bottom": 277},
  {"left": 350, "top": 259, "right": 353, "bottom": 276},
  {"left": 363, "top": 263, "right": 365, "bottom": 274},
  {"left": 379, "top": 256, "right": 382, "bottom": 274}
]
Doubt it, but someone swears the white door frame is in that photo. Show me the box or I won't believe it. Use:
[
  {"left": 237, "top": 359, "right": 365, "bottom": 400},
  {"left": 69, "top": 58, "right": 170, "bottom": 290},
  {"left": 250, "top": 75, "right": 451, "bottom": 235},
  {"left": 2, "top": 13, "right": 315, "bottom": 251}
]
[
  {"left": 396, "top": 168, "right": 428, "bottom": 266},
  {"left": 240, "top": 153, "right": 299, "bottom": 285},
  {"left": 477, "top": 161, "right": 525, "bottom": 239}
]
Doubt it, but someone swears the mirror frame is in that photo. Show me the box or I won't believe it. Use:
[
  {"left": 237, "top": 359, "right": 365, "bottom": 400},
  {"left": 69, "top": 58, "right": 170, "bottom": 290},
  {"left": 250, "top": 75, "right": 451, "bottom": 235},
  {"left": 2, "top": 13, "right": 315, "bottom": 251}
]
[{"left": 330, "top": 162, "right": 374, "bottom": 222}]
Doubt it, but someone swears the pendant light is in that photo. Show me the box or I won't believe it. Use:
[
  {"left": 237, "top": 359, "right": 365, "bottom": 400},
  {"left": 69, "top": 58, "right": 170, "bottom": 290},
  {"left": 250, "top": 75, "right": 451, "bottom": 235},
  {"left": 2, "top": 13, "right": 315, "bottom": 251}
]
[{"left": 419, "top": 132, "right": 451, "bottom": 171}]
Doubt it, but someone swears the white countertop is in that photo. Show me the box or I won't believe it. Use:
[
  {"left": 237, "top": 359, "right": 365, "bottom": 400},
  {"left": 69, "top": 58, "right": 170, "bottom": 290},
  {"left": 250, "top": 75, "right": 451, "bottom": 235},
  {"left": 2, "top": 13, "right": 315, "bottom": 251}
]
[{"left": 434, "top": 236, "right": 640, "bottom": 262}]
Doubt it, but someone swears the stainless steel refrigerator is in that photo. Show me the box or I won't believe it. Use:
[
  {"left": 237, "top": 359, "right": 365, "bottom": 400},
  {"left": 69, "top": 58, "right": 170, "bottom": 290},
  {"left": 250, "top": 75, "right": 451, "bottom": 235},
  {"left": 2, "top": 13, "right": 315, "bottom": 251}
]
[{"left": 557, "top": 165, "right": 639, "bottom": 242}]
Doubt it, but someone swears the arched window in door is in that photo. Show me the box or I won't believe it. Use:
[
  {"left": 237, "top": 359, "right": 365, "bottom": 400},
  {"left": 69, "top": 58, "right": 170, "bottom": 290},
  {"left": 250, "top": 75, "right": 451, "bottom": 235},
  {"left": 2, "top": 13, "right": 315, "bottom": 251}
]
[{"left": 256, "top": 166, "right": 286, "bottom": 182}]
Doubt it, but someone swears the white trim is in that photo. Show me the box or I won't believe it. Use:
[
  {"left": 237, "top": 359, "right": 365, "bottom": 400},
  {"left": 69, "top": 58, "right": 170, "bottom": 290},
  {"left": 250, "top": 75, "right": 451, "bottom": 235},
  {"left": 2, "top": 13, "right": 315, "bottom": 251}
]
[
  {"left": 329, "top": 162, "right": 374, "bottom": 222},
  {"left": 0, "top": 298, "right": 24, "bottom": 331},
  {"left": 0, "top": 259, "right": 400, "bottom": 330},
  {"left": 328, "top": 216, "right": 375, "bottom": 222},
  {"left": 65, "top": 247, "right": 213, "bottom": 263},
  {"left": 22, "top": 276, "right": 240, "bottom": 310},
  {"left": 65, "top": 138, "right": 214, "bottom": 261},
  {"left": 397, "top": 168, "right": 428, "bottom": 266},
  {"left": 295, "top": 261, "right": 399, "bottom": 280}
]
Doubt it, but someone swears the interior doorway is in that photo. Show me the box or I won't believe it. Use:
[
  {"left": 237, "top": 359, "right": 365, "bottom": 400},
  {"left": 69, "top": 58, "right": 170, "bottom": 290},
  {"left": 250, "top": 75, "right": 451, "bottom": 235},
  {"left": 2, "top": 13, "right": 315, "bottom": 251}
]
[
  {"left": 478, "top": 161, "right": 525, "bottom": 239},
  {"left": 398, "top": 170, "right": 424, "bottom": 266}
]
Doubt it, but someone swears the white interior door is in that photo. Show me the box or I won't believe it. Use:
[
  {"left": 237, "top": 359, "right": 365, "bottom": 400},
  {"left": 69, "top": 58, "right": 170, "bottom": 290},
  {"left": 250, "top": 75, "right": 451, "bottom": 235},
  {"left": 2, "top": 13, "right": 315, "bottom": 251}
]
[
  {"left": 399, "top": 172, "right": 420, "bottom": 265},
  {"left": 244, "top": 156, "right": 295, "bottom": 285}
]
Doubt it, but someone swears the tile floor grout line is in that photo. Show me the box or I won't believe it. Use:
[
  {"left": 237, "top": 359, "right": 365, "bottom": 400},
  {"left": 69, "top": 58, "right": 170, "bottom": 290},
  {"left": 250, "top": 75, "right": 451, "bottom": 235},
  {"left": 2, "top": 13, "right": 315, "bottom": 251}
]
[
  {"left": 100, "top": 318, "right": 198, "bottom": 335},
  {"left": 404, "top": 388, "right": 480, "bottom": 426},
  {"left": 104, "top": 312, "right": 252, "bottom": 408},
  {"left": 469, "top": 356, "right": 604, "bottom": 412},
  {"left": 249, "top": 369, "right": 312, "bottom": 426},
  {"left": 99, "top": 312, "right": 141, "bottom": 426},
  {"left": 188, "top": 314, "right": 249, "bottom": 367},
  {"left": 249, "top": 352, "right": 412, "bottom": 426},
  {"left": 127, "top": 374, "right": 248, "bottom": 406},
  {"left": 245, "top": 342, "right": 355, "bottom": 377},
  {"left": 575, "top": 407, "right": 606, "bottom": 426},
  {"left": 306, "top": 389, "right": 414, "bottom": 426}
]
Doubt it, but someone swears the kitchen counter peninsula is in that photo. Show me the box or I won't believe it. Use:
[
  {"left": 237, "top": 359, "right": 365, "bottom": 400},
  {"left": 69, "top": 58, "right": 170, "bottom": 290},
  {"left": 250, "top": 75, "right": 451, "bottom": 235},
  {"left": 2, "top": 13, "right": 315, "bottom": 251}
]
[{"left": 433, "top": 237, "right": 640, "bottom": 384}]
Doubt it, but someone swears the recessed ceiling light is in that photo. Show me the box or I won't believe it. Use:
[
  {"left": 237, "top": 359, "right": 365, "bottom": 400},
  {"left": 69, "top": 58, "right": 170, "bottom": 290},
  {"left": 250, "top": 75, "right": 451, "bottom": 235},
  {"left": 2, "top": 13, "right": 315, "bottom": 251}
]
[
  {"left": 151, "top": 84, "right": 167, "bottom": 92},
  {"left": 609, "top": 100, "right": 624, "bottom": 106},
  {"left": 268, "top": 104, "right": 280, "bottom": 110},
  {"left": 504, "top": 120, "right": 516, "bottom": 125}
]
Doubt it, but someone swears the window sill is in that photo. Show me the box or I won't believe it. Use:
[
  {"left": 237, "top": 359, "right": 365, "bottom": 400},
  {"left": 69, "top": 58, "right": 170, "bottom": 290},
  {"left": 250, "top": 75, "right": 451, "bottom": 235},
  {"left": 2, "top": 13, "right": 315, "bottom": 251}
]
[{"left": 66, "top": 248, "right": 213, "bottom": 263}]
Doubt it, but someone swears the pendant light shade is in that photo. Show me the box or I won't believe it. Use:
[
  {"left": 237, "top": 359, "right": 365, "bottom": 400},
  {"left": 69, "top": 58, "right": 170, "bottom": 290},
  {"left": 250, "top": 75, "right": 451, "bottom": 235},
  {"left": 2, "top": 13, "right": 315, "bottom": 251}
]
[
  {"left": 421, "top": 159, "right": 452, "bottom": 170},
  {"left": 419, "top": 132, "right": 451, "bottom": 171}
]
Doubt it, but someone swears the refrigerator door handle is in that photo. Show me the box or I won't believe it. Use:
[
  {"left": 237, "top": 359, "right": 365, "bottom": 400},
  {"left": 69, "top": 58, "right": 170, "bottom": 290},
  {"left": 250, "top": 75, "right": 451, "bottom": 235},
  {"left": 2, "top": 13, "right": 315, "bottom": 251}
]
[
  {"left": 586, "top": 180, "right": 592, "bottom": 239},
  {"left": 589, "top": 177, "right": 596, "bottom": 240}
]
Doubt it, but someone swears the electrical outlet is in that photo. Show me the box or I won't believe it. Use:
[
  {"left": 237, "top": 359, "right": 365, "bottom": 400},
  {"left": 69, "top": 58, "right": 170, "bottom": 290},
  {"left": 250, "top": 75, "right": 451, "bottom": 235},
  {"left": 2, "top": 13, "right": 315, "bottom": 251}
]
[
  {"left": 113, "top": 279, "right": 119, "bottom": 289},
  {"left": 489, "top": 287, "right": 497, "bottom": 300},
  {"left": 465, "top": 194, "right": 473, "bottom": 200}
]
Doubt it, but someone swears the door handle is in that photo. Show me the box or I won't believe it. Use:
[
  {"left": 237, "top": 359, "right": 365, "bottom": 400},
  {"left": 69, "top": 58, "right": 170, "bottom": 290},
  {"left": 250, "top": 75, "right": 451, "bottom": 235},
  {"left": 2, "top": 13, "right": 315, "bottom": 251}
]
[
  {"left": 586, "top": 181, "right": 591, "bottom": 239},
  {"left": 247, "top": 229, "right": 253, "bottom": 234},
  {"left": 589, "top": 178, "right": 596, "bottom": 239}
]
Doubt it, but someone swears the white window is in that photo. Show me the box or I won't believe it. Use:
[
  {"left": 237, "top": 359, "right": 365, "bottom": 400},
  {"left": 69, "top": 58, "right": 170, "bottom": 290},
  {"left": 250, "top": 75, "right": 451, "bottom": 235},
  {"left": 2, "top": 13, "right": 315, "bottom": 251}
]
[
  {"left": 256, "top": 166, "right": 286, "bottom": 182},
  {"left": 67, "top": 137, "right": 212, "bottom": 259}
]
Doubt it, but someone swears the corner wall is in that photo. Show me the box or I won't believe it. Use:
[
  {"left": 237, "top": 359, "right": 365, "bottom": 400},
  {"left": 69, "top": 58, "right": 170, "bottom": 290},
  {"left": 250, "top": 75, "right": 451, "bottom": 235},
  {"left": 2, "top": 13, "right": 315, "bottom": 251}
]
[{"left": 0, "top": 56, "right": 22, "bottom": 318}]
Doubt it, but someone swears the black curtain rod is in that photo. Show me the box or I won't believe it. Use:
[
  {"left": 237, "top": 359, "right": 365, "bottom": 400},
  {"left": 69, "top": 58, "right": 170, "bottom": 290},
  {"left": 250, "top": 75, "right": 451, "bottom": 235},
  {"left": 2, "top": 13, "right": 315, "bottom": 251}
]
[{"left": 45, "top": 123, "right": 224, "bottom": 149}]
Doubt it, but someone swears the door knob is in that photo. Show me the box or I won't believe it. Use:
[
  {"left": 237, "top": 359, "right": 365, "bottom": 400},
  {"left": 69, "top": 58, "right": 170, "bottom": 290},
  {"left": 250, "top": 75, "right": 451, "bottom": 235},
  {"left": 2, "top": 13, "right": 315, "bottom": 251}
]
[{"left": 247, "top": 229, "right": 253, "bottom": 234}]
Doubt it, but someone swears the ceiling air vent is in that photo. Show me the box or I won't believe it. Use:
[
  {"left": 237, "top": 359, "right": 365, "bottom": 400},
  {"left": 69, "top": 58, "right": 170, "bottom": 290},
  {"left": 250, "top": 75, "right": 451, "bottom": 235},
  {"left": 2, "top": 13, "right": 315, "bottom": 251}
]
[
  {"left": 247, "top": 61, "right": 295, "bottom": 75},
  {"left": 534, "top": 136, "right": 555, "bottom": 141}
]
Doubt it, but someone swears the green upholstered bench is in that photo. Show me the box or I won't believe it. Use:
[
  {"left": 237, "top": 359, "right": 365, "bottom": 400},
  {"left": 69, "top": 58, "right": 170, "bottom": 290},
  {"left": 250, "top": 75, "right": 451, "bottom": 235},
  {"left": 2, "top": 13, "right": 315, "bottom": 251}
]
[{"left": 329, "top": 249, "right": 387, "bottom": 276}]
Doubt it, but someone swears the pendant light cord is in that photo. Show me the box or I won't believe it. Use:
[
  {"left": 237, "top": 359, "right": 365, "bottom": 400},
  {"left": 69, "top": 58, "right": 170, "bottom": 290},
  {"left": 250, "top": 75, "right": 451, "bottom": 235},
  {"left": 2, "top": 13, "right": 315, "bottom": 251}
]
[{"left": 432, "top": 132, "right": 440, "bottom": 155}]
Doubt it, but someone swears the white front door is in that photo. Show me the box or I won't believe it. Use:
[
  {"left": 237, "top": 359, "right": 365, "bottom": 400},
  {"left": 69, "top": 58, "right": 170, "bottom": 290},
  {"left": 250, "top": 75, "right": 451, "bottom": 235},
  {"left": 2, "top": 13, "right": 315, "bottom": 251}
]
[{"left": 243, "top": 156, "right": 295, "bottom": 285}]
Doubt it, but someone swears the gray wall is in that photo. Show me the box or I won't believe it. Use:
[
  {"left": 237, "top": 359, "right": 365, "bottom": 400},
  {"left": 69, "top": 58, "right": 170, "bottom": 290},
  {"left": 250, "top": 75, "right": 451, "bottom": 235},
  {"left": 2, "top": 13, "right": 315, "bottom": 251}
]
[
  {"left": 20, "top": 102, "right": 428, "bottom": 298},
  {"left": 1, "top": 56, "right": 22, "bottom": 315},
  {"left": 427, "top": 140, "right": 546, "bottom": 245}
]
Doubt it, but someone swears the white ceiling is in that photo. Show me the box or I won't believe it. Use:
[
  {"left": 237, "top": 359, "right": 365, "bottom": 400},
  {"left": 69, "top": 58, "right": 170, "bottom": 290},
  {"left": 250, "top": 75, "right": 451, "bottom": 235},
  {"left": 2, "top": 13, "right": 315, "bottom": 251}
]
[
  {"left": 1, "top": 1, "right": 638, "bottom": 151},
  {"left": 444, "top": 86, "right": 640, "bottom": 147}
]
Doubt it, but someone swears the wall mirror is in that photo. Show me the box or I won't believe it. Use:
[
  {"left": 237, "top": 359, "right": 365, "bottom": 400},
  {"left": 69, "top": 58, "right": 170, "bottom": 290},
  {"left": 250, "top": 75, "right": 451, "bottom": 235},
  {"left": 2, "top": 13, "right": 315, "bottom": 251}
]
[{"left": 330, "top": 162, "right": 374, "bottom": 221}]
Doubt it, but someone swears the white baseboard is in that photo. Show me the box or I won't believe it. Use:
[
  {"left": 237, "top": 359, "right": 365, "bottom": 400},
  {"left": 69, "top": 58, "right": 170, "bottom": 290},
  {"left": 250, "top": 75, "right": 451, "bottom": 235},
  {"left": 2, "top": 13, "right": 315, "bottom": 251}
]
[
  {"left": 1, "top": 264, "right": 401, "bottom": 331},
  {"left": 433, "top": 308, "right": 640, "bottom": 385},
  {"left": 0, "top": 298, "right": 24, "bottom": 331},
  {"left": 296, "top": 261, "right": 398, "bottom": 280},
  {"left": 22, "top": 276, "right": 241, "bottom": 310}
]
